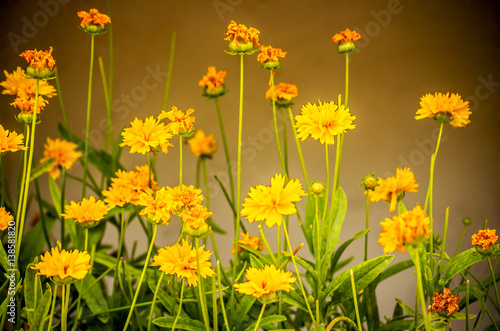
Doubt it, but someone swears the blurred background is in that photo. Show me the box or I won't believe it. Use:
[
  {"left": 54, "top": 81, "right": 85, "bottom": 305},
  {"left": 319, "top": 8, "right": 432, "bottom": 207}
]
[{"left": 1, "top": 0, "right": 499, "bottom": 325}]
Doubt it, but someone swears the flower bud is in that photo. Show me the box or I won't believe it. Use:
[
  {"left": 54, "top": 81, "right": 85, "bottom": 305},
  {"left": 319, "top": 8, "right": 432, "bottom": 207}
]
[
  {"left": 462, "top": 217, "right": 472, "bottom": 226},
  {"left": 361, "top": 173, "right": 378, "bottom": 191},
  {"left": 311, "top": 181, "right": 325, "bottom": 195}
]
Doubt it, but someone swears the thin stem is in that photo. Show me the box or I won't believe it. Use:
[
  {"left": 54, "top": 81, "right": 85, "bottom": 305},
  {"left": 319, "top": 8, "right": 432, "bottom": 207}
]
[
  {"left": 455, "top": 223, "right": 468, "bottom": 257},
  {"left": 350, "top": 270, "right": 362, "bottom": 331},
  {"left": 466, "top": 280, "right": 470, "bottom": 331},
  {"left": 98, "top": 57, "right": 114, "bottom": 152},
  {"left": 412, "top": 247, "right": 431, "bottom": 331},
  {"left": 195, "top": 239, "right": 210, "bottom": 331},
  {"left": 55, "top": 69, "right": 70, "bottom": 129},
  {"left": 34, "top": 178, "right": 51, "bottom": 248},
  {"left": 171, "top": 280, "right": 185, "bottom": 331},
  {"left": 269, "top": 71, "right": 286, "bottom": 178},
  {"left": 314, "top": 196, "right": 321, "bottom": 266},
  {"left": 217, "top": 261, "right": 231, "bottom": 331},
  {"left": 282, "top": 107, "right": 289, "bottom": 177},
  {"left": 254, "top": 302, "right": 267, "bottom": 331},
  {"left": 106, "top": 0, "right": 114, "bottom": 113},
  {"left": 214, "top": 97, "right": 235, "bottom": 204},
  {"left": 147, "top": 272, "right": 165, "bottom": 331},
  {"left": 487, "top": 257, "right": 500, "bottom": 309},
  {"left": 345, "top": 53, "right": 349, "bottom": 106},
  {"left": 162, "top": 31, "right": 176, "bottom": 110},
  {"left": 73, "top": 228, "right": 89, "bottom": 330},
  {"left": 331, "top": 133, "right": 343, "bottom": 197},
  {"left": 113, "top": 209, "right": 127, "bottom": 295},
  {"left": 211, "top": 275, "right": 218, "bottom": 331},
  {"left": 82, "top": 34, "right": 95, "bottom": 198},
  {"left": 201, "top": 157, "right": 210, "bottom": 210},
  {"left": 61, "top": 284, "right": 68, "bottom": 331},
  {"left": 322, "top": 144, "right": 330, "bottom": 224},
  {"left": 47, "top": 283, "right": 58, "bottom": 331},
  {"left": 179, "top": 135, "right": 183, "bottom": 187},
  {"left": 258, "top": 224, "right": 277, "bottom": 266},
  {"left": 60, "top": 168, "right": 66, "bottom": 248},
  {"left": 364, "top": 193, "right": 369, "bottom": 261},
  {"left": 438, "top": 207, "right": 450, "bottom": 276},
  {"left": 288, "top": 107, "right": 309, "bottom": 189}
]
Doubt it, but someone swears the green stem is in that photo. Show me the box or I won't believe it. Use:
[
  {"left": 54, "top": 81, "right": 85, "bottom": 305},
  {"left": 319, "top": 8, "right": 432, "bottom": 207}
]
[
  {"left": 214, "top": 97, "right": 235, "bottom": 204},
  {"left": 34, "top": 178, "right": 51, "bottom": 248},
  {"left": 123, "top": 224, "right": 158, "bottom": 331},
  {"left": 487, "top": 257, "right": 500, "bottom": 309},
  {"left": 195, "top": 239, "right": 210, "bottom": 331},
  {"left": 364, "top": 192, "right": 369, "bottom": 262},
  {"left": 113, "top": 209, "right": 128, "bottom": 295},
  {"left": 148, "top": 272, "right": 165, "bottom": 331},
  {"left": 72, "top": 228, "right": 89, "bottom": 330},
  {"left": 196, "top": 157, "right": 201, "bottom": 189},
  {"left": 254, "top": 302, "right": 267, "bottom": 331},
  {"left": 201, "top": 157, "right": 210, "bottom": 210},
  {"left": 47, "top": 283, "right": 58, "bottom": 331},
  {"left": 350, "top": 270, "right": 362, "bottom": 331},
  {"left": 217, "top": 261, "right": 231, "bottom": 331},
  {"left": 331, "top": 133, "right": 343, "bottom": 196},
  {"left": 61, "top": 284, "right": 69, "bottom": 331},
  {"left": 82, "top": 34, "right": 95, "bottom": 198},
  {"left": 211, "top": 275, "right": 218, "bottom": 331},
  {"left": 411, "top": 246, "right": 431, "bottom": 331},
  {"left": 314, "top": 196, "right": 321, "bottom": 266},
  {"left": 269, "top": 71, "right": 286, "bottom": 178},
  {"left": 98, "top": 57, "right": 114, "bottom": 152},
  {"left": 106, "top": 0, "right": 114, "bottom": 113},
  {"left": 466, "top": 280, "right": 470, "bottom": 331},
  {"left": 345, "top": 53, "right": 349, "bottom": 106},
  {"left": 258, "top": 223, "right": 277, "bottom": 266},
  {"left": 288, "top": 107, "right": 309, "bottom": 189},
  {"left": 322, "top": 143, "right": 329, "bottom": 224},
  {"left": 282, "top": 107, "right": 289, "bottom": 177},
  {"left": 179, "top": 135, "right": 183, "bottom": 187},
  {"left": 55, "top": 69, "right": 70, "bottom": 129},
  {"left": 162, "top": 31, "right": 176, "bottom": 110},
  {"left": 455, "top": 223, "right": 468, "bottom": 257},
  {"left": 438, "top": 208, "right": 450, "bottom": 276},
  {"left": 172, "top": 280, "right": 185, "bottom": 331},
  {"left": 60, "top": 168, "right": 66, "bottom": 248}
]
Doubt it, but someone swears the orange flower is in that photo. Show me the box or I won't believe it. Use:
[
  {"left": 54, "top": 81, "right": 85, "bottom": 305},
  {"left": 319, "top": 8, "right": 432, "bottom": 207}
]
[
  {"left": 78, "top": 8, "right": 111, "bottom": 34},
  {"left": 231, "top": 232, "right": 265, "bottom": 255},
  {"left": 0, "top": 124, "right": 26, "bottom": 154},
  {"left": 181, "top": 204, "right": 212, "bottom": 237},
  {"left": 199, "top": 66, "right": 226, "bottom": 90},
  {"left": 471, "top": 228, "right": 498, "bottom": 251},
  {"left": 159, "top": 106, "right": 195, "bottom": 136},
  {"left": 167, "top": 184, "right": 204, "bottom": 212},
  {"left": 19, "top": 47, "right": 56, "bottom": 79},
  {"left": 266, "top": 83, "right": 298, "bottom": 102},
  {"left": 415, "top": 92, "right": 471, "bottom": 128},
  {"left": 62, "top": 196, "right": 111, "bottom": 228},
  {"left": 429, "top": 288, "right": 460, "bottom": 316},
  {"left": 0, "top": 207, "right": 14, "bottom": 231},
  {"left": 136, "top": 188, "right": 174, "bottom": 225},
  {"left": 120, "top": 114, "right": 174, "bottom": 154},
  {"left": 39, "top": 137, "right": 82, "bottom": 179},
  {"left": 187, "top": 129, "right": 217, "bottom": 158},
  {"left": 11, "top": 96, "right": 48, "bottom": 115},
  {"left": 257, "top": 45, "right": 286, "bottom": 69},
  {"left": 224, "top": 20, "right": 260, "bottom": 54},
  {"left": 332, "top": 29, "right": 362, "bottom": 53},
  {"left": 369, "top": 167, "right": 419, "bottom": 212}
]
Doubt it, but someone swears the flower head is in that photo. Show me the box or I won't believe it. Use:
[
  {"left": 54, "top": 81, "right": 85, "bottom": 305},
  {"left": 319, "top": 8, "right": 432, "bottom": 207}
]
[
  {"left": 188, "top": 129, "right": 217, "bottom": 158},
  {"left": 19, "top": 47, "right": 56, "bottom": 79},
  {"left": 266, "top": 82, "right": 298, "bottom": 109},
  {"left": 167, "top": 184, "right": 204, "bottom": 213},
  {"left": 77, "top": 8, "right": 111, "bottom": 35},
  {"left": 369, "top": 167, "right": 419, "bottom": 212},
  {"left": 11, "top": 96, "right": 48, "bottom": 117},
  {"left": 136, "top": 188, "right": 174, "bottom": 225},
  {"left": 416, "top": 92, "right": 471, "bottom": 128},
  {"left": 120, "top": 114, "right": 174, "bottom": 154},
  {"left": 429, "top": 288, "right": 460, "bottom": 316},
  {"left": 241, "top": 174, "right": 306, "bottom": 228},
  {"left": 62, "top": 196, "right": 111, "bottom": 229},
  {"left": 0, "top": 207, "right": 14, "bottom": 231},
  {"left": 332, "top": 29, "right": 362, "bottom": 53},
  {"left": 234, "top": 265, "right": 296, "bottom": 303},
  {"left": 378, "top": 205, "right": 430, "bottom": 254},
  {"left": 39, "top": 137, "right": 82, "bottom": 179},
  {"left": 32, "top": 245, "right": 91, "bottom": 285},
  {"left": 1, "top": 67, "right": 56, "bottom": 98},
  {"left": 295, "top": 100, "right": 356, "bottom": 145},
  {"left": 231, "top": 232, "right": 265, "bottom": 255},
  {"left": 257, "top": 45, "right": 286, "bottom": 70},
  {"left": 224, "top": 20, "right": 260, "bottom": 54},
  {"left": 159, "top": 106, "right": 195, "bottom": 136},
  {"left": 151, "top": 239, "right": 214, "bottom": 286},
  {"left": 181, "top": 204, "right": 212, "bottom": 237},
  {"left": 199, "top": 66, "right": 227, "bottom": 97},
  {"left": 471, "top": 228, "right": 498, "bottom": 253},
  {"left": 0, "top": 125, "right": 26, "bottom": 154}
]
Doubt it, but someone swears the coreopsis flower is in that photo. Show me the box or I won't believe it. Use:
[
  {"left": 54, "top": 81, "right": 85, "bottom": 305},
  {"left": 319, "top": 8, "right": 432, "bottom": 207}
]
[
  {"left": 77, "top": 8, "right": 111, "bottom": 35},
  {"left": 0, "top": 207, "right": 14, "bottom": 231},
  {"left": 224, "top": 20, "right": 260, "bottom": 54},
  {"left": 39, "top": 137, "right": 82, "bottom": 179},
  {"left": 19, "top": 47, "right": 56, "bottom": 79},
  {"left": 234, "top": 265, "right": 296, "bottom": 303},
  {"left": 151, "top": 239, "right": 214, "bottom": 286},
  {"left": 332, "top": 28, "right": 362, "bottom": 53},
  {"left": 415, "top": 92, "right": 471, "bottom": 128},
  {"left": 369, "top": 167, "right": 419, "bottom": 212},
  {"left": 181, "top": 204, "right": 212, "bottom": 238},
  {"left": 471, "top": 228, "right": 498, "bottom": 254},
  {"left": 136, "top": 187, "right": 174, "bottom": 225},
  {"left": 62, "top": 196, "right": 111, "bottom": 229},
  {"left": 295, "top": 100, "right": 356, "bottom": 145},
  {"left": 199, "top": 66, "right": 227, "bottom": 97},
  {"left": 265, "top": 82, "right": 298, "bottom": 108},
  {"left": 378, "top": 205, "right": 430, "bottom": 254},
  {"left": 257, "top": 45, "right": 287, "bottom": 70},
  {"left": 188, "top": 129, "right": 217, "bottom": 158},
  {"left": 429, "top": 288, "right": 460, "bottom": 316},
  {"left": 167, "top": 184, "right": 204, "bottom": 212},
  {"left": 11, "top": 96, "right": 48, "bottom": 116},
  {"left": 120, "top": 114, "right": 174, "bottom": 154},
  {"left": 159, "top": 106, "right": 195, "bottom": 136},
  {"left": 0, "top": 125, "right": 26, "bottom": 154},
  {"left": 241, "top": 173, "right": 306, "bottom": 228},
  {"left": 32, "top": 245, "right": 91, "bottom": 285},
  {"left": 1, "top": 67, "right": 56, "bottom": 98},
  {"left": 231, "top": 232, "right": 265, "bottom": 255}
]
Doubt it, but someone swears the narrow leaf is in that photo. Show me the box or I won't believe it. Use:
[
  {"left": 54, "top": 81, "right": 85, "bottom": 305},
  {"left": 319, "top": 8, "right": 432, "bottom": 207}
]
[{"left": 29, "top": 158, "right": 56, "bottom": 181}]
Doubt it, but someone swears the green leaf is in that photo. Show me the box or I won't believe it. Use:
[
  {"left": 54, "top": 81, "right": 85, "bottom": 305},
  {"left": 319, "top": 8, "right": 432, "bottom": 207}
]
[
  {"left": 75, "top": 274, "right": 109, "bottom": 323},
  {"left": 26, "top": 284, "right": 52, "bottom": 331},
  {"left": 231, "top": 295, "right": 256, "bottom": 329},
  {"left": 153, "top": 316, "right": 208, "bottom": 330},
  {"left": 19, "top": 214, "right": 56, "bottom": 265},
  {"left": 24, "top": 259, "right": 42, "bottom": 323},
  {"left": 244, "top": 315, "right": 287, "bottom": 331},
  {"left": 249, "top": 254, "right": 265, "bottom": 269},
  {"left": 148, "top": 280, "right": 188, "bottom": 318},
  {"left": 282, "top": 285, "right": 308, "bottom": 312},
  {"left": 378, "top": 259, "right": 413, "bottom": 283},
  {"left": 206, "top": 216, "right": 226, "bottom": 234},
  {"left": 441, "top": 248, "right": 486, "bottom": 284},
  {"left": 333, "top": 256, "right": 354, "bottom": 273},
  {"left": 304, "top": 191, "right": 325, "bottom": 254},
  {"left": 29, "top": 158, "right": 56, "bottom": 181},
  {"left": 330, "top": 228, "right": 369, "bottom": 274},
  {"left": 0, "top": 241, "right": 14, "bottom": 274},
  {"left": 48, "top": 176, "right": 61, "bottom": 215},
  {"left": 239, "top": 244, "right": 274, "bottom": 266},
  {"left": 375, "top": 318, "right": 413, "bottom": 331}
]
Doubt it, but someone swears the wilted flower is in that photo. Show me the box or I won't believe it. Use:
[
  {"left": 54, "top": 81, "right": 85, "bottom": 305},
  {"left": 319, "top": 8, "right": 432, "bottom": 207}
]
[
  {"left": 39, "top": 137, "right": 82, "bottom": 179},
  {"left": 369, "top": 168, "right": 419, "bottom": 212},
  {"left": 19, "top": 47, "right": 56, "bottom": 79},
  {"left": 62, "top": 196, "right": 111, "bottom": 229},
  {"left": 332, "top": 28, "right": 362, "bottom": 53},
  {"left": 429, "top": 288, "right": 460, "bottom": 316},
  {"left": 77, "top": 8, "right": 111, "bottom": 35},
  {"left": 0, "top": 124, "right": 26, "bottom": 154},
  {"left": 199, "top": 66, "right": 227, "bottom": 97},
  {"left": 0, "top": 207, "right": 14, "bottom": 231},
  {"left": 415, "top": 92, "right": 471, "bottom": 127},
  {"left": 223, "top": 20, "right": 260, "bottom": 54},
  {"left": 188, "top": 129, "right": 217, "bottom": 158},
  {"left": 257, "top": 45, "right": 286, "bottom": 70},
  {"left": 120, "top": 114, "right": 174, "bottom": 154},
  {"left": 471, "top": 228, "right": 498, "bottom": 254}
]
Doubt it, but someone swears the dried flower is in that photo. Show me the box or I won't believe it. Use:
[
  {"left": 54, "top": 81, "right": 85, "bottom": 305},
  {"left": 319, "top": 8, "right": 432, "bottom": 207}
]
[
  {"left": 0, "top": 207, "right": 14, "bottom": 231},
  {"left": 471, "top": 228, "right": 498, "bottom": 254},
  {"left": 231, "top": 232, "right": 265, "bottom": 255},
  {"left": 415, "top": 92, "right": 471, "bottom": 127},
  {"left": 224, "top": 20, "right": 260, "bottom": 54},
  {"left": 77, "top": 8, "right": 111, "bottom": 35},
  {"left": 62, "top": 196, "right": 111, "bottom": 229},
  {"left": 19, "top": 47, "right": 56, "bottom": 79},
  {"left": 429, "top": 288, "right": 460, "bottom": 316},
  {"left": 332, "top": 28, "right": 362, "bottom": 53},
  {"left": 120, "top": 114, "right": 174, "bottom": 154},
  {"left": 0, "top": 124, "right": 26, "bottom": 154},
  {"left": 159, "top": 106, "right": 195, "bottom": 136},
  {"left": 199, "top": 66, "right": 227, "bottom": 97},
  {"left": 369, "top": 168, "right": 419, "bottom": 212},
  {"left": 188, "top": 129, "right": 217, "bottom": 158},
  {"left": 266, "top": 82, "right": 298, "bottom": 108},
  {"left": 39, "top": 137, "right": 82, "bottom": 179},
  {"left": 257, "top": 45, "right": 286, "bottom": 70}
]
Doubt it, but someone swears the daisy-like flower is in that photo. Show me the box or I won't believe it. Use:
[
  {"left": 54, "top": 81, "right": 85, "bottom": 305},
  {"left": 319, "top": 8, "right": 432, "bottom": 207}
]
[
  {"left": 136, "top": 187, "right": 174, "bottom": 225},
  {"left": 1, "top": 67, "right": 56, "bottom": 98},
  {"left": 62, "top": 196, "right": 111, "bottom": 229},
  {"left": 120, "top": 114, "right": 174, "bottom": 154},
  {"left": 199, "top": 66, "right": 227, "bottom": 97},
  {"left": 77, "top": 8, "right": 111, "bottom": 35},
  {"left": 257, "top": 45, "right": 286, "bottom": 70},
  {"left": 332, "top": 28, "right": 362, "bottom": 53},
  {"left": 159, "top": 106, "right": 195, "bottom": 136},
  {"left": 188, "top": 129, "right": 217, "bottom": 158},
  {"left": 428, "top": 288, "right": 460, "bottom": 316},
  {"left": 241, "top": 173, "right": 306, "bottom": 228},
  {"left": 295, "top": 100, "right": 356, "bottom": 145},
  {"left": 11, "top": 96, "right": 48, "bottom": 115},
  {"left": 471, "top": 228, "right": 498, "bottom": 253},
  {"left": 234, "top": 265, "right": 296, "bottom": 303},
  {"left": 167, "top": 184, "right": 204, "bottom": 212},
  {"left": 39, "top": 137, "right": 82, "bottom": 179},
  {"left": 369, "top": 167, "right": 419, "bottom": 212},
  {"left": 266, "top": 82, "right": 298, "bottom": 102},
  {"left": 415, "top": 92, "right": 471, "bottom": 128},
  {"left": 0, "top": 207, "right": 14, "bottom": 231},
  {"left": 32, "top": 245, "right": 91, "bottom": 285},
  {"left": 19, "top": 47, "right": 56, "bottom": 79},
  {"left": 378, "top": 205, "right": 430, "bottom": 254},
  {"left": 231, "top": 232, "right": 265, "bottom": 255},
  {"left": 0, "top": 124, "right": 26, "bottom": 154},
  {"left": 151, "top": 239, "right": 214, "bottom": 286},
  {"left": 181, "top": 204, "right": 212, "bottom": 237},
  {"left": 223, "top": 20, "right": 260, "bottom": 54}
]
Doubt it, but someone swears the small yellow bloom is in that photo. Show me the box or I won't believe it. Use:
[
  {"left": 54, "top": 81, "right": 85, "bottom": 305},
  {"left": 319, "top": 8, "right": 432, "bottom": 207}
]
[
  {"left": 136, "top": 188, "right": 174, "bottom": 225},
  {"left": 11, "top": 96, "right": 48, "bottom": 115},
  {"left": 471, "top": 228, "right": 498, "bottom": 251},
  {"left": 224, "top": 20, "right": 260, "bottom": 54},
  {"left": 199, "top": 66, "right": 227, "bottom": 97},
  {"left": 0, "top": 125, "right": 26, "bottom": 154},
  {"left": 62, "top": 196, "right": 111, "bottom": 228},
  {"left": 19, "top": 47, "right": 56, "bottom": 79},
  {"left": 231, "top": 232, "right": 265, "bottom": 255},
  {"left": 428, "top": 288, "right": 460, "bottom": 316},
  {"left": 415, "top": 92, "right": 471, "bottom": 128},
  {"left": 378, "top": 205, "right": 430, "bottom": 254},
  {"left": 39, "top": 137, "right": 82, "bottom": 179},
  {"left": 159, "top": 106, "right": 195, "bottom": 136},
  {"left": 120, "top": 114, "right": 174, "bottom": 154},
  {"left": 167, "top": 184, "right": 204, "bottom": 212},
  {"left": 0, "top": 207, "right": 14, "bottom": 231},
  {"left": 257, "top": 45, "right": 286, "bottom": 70},
  {"left": 332, "top": 29, "right": 362, "bottom": 53},
  {"left": 295, "top": 100, "right": 356, "bottom": 145},
  {"left": 181, "top": 204, "right": 212, "bottom": 237},
  {"left": 234, "top": 265, "right": 296, "bottom": 302},
  {"left": 1, "top": 67, "right": 56, "bottom": 98},
  {"left": 369, "top": 167, "right": 419, "bottom": 212},
  {"left": 241, "top": 174, "right": 306, "bottom": 228},
  {"left": 188, "top": 129, "right": 217, "bottom": 158},
  {"left": 77, "top": 8, "right": 111, "bottom": 34},
  {"left": 32, "top": 246, "right": 91, "bottom": 285},
  {"left": 266, "top": 83, "right": 298, "bottom": 103},
  {"left": 151, "top": 239, "right": 214, "bottom": 286}
]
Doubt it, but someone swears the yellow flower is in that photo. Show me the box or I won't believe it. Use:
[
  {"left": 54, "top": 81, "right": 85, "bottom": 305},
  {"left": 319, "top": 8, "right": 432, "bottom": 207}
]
[
  {"left": 62, "top": 196, "right": 111, "bottom": 228},
  {"left": 224, "top": 20, "right": 260, "bottom": 53},
  {"left": 151, "top": 239, "right": 214, "bottom": 286},
  {"left": 167, "top": 184, "right": 204, "bottom": 212},
  {"left": 0, "top": 124, "right": 26, "bottom": 154},
  {"left": 234, "top": 265, "right": 296, "bottom": 302},
  {"left": 188, "top": 129, "right": 217, "bottom": 158},
  {"left": 19, "top": 47, "right": 56, "bottom": 79},
  {"left": 77, "top": 8, "right": 111, "bottom": 34},
  {"left": 181, "top": 204, "right": 212, "bottom": 237},
  {"left": 231, "top": 232, "right": 265, "bottom": 255},
  {"left": 159, "top": 106, "right": 195, "bottom": 136},
  {"left": 266, "top": 83, "right": 298, "bottom": 102},
  {"left": 1, "top": 67, "right": 56, "bottom": 98},
  {"left": 0, "top": 207, "right": 14, "bottom": 231},
  {"left": 136, "top": 188, "right": 174, "bottom": 225},
  {"left": 429, "top": 288, "right": 460, "bottom": 316},
  {"left": 241, "top": 174, "right": 306, "bottom": 228},
  {"left": 32, "top": 246, "right": 91, "bottom": 285},
  {"left": 257, "top": 45, "right": 286, "bottom": 70},
  {"left": 378, "top": 205, "right": 430, "bottom": 254},
  {"left": 332, "top": 28, "right": 362, "bottom": 53},
  {"left": 471, "top": 228, "right": 498, "bottom": 251},
  {"left": 295, "top": 100, "right": 356, "bottom": 145},
  {"left": 369, "top": 167, "right": 419, "bottom": 212},
  {"left": 39, "top": 137, "right": 82, "bottom": 179},
  {"left": 120, "top": 114, "right": 174, "bottom": 154},
  {"left": 199, "top": 66, "right": 227, "bottom": 97},
  {"left": 415, "top": 92, "right": 471, "bottom": 128},
  {"left": 11, "top": 96, "right": 48, "bottom": 115}
]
